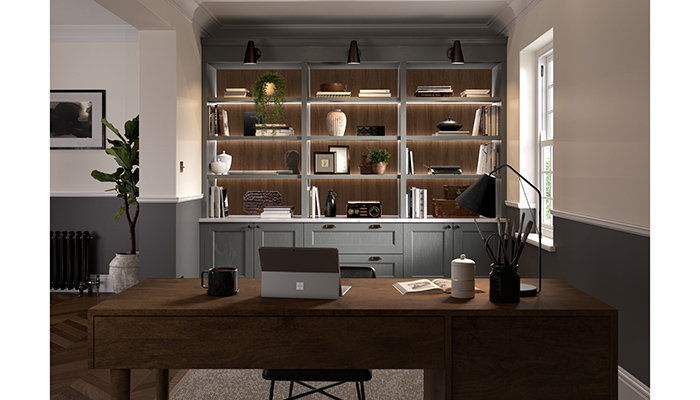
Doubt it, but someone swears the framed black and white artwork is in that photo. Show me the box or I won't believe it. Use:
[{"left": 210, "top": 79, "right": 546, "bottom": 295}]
[{"left": 50, "top": 90, "right": 106, "bottom": 149}]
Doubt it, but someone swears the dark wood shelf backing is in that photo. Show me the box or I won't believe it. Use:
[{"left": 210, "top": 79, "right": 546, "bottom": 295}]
[
  {"left": 216, "top": 69, "right": 303, "bottom": 98},
  {"left": 406, "top": 140, "right": 484, "bottom": 175},
  {"left": 212, "top": 103, "right": 302, "bottom": 138},
  {"left": 310, "top": 178, "right": 398, "bottom": 216},
  {"left": 406, "top": 69, "right": 492, "bottom": 97},
  {"left": 310, "top": 103, "right": 398, "bottom": 137},
  {"left": 217, "top": 179, "right": 302, "bottom": 216},
  {"left": 216, "top": 140, "right": 303, "bottom": 171},
  {"left": 310, "top": 69, "right": 398, "bottom": 97}
]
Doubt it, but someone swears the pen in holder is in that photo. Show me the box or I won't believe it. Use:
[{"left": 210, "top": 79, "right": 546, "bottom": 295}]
[{"left": 475, "top": 215, "right": 533, "bottom": 303}]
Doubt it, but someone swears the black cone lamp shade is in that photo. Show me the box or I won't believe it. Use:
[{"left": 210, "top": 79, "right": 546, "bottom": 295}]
[
  {"left": 447, "top": 40, "right": 465, "bottom": 64},
  {"left": 244, "top": 41, "right": 261, "bottom": 64},
  {"left": 455, "top": 173, "right": 496, "bottom": 218},
  {"left": 455, "top": 164, "right": 542, "bottom": 297},
  {"left": 347, "top": 40, "right": 361, "bottom": 64}
]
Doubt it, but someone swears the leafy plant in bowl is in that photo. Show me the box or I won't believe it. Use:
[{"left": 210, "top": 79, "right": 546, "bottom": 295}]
[
  {"left": 369, "top": 147, "right": 391, "bottom": 174},
  {"left": 252, "top": 72, "right": 286, "bottom": 135}
]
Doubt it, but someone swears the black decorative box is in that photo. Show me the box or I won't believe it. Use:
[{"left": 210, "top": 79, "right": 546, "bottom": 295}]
[{"left": 356, "top": 126, "right": 385, "bottom": 136}]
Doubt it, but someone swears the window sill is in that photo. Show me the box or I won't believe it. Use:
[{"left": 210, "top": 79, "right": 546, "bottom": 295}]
[{"left": 526, "top": 233, "right": 556, "bottom": 252}]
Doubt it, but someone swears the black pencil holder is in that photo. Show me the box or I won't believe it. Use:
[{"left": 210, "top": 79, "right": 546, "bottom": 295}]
[{"left": 489, "top": 265, "right": 520, "bottom": 303}]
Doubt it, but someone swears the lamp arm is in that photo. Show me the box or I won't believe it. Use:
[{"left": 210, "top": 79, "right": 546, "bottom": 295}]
[{"left": 489, "top": 164, "right": 542, "bottom": 294}]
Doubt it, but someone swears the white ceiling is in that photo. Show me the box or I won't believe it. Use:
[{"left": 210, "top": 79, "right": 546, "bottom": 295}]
[{"left": 51, "top": 0, "right": 540, "bottom": 37}]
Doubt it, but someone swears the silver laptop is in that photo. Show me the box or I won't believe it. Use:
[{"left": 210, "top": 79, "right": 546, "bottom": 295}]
[{"left": 259, "top": 247, "right": 350, "bottom": 299}]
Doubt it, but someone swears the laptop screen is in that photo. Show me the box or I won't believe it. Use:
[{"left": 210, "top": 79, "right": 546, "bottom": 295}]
[{"left": 258, "top": 247, "right": 340, "bottom": 274}]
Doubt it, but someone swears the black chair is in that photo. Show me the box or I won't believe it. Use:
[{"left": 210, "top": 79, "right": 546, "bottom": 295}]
[{"left": 262, "top": 266, "right": 377, "bottom": 400}]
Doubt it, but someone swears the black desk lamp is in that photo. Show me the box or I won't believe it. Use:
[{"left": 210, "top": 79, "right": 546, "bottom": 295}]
[{"left": 455, "top": 164, "right": 542, "bottom": 296}]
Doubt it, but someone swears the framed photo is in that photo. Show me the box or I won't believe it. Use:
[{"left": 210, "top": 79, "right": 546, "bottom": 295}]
[
  {"left": 50, "top": 90, "right": 106, "bottom": 149},
  {"left": 328, "top": 145, "right": 350, "bottom": 174},
  {"left": 314, "top": 152, "right": 336, "bottom": 174}
]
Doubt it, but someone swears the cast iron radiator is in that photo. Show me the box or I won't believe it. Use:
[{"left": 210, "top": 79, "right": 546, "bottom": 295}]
[{"left": 50, "top": 231, "right": 99, "bottom": 296}]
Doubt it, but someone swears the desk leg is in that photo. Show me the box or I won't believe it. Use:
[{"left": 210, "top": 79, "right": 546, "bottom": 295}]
[
  {"left": 424, "top": 369, "right": 447, "bottom": 400},
  {"left": 110, "top": 369, "right": 131, "bottom": 400},
  {"left": 155, "top": 369, "right": 169, "bottom": 400}
]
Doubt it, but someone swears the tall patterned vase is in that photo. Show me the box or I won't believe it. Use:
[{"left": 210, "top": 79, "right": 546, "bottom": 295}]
[{"left": 326, "top": 109, "right": 347, "bottom": 136}]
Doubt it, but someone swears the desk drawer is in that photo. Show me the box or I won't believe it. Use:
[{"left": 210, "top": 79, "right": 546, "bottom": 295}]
[
  {"left": 304, "top": 223, "right": 403, "bottom": 254},
  {"left": 340, "top": 254, "right": 403, "bottom": 278},
  {"left": 92, "top": 315, "right": 444, "bottom": 369}
]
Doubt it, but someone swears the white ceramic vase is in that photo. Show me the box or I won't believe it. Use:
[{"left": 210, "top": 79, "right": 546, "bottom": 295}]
[
  {"left": 109, "top": 252, "right": 139, "bottom": 294},
  {"left": 217, "top": 150, "right": 232, "bottom": 171},
  {"left": 326, "top": 109, "right": 347, "bottom": 136}
]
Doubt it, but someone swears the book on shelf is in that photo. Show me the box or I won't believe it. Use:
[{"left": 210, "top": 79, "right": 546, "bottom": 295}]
[
  {"left": 308, "top": 186, "right": 321, "bottom": 218},
  {"left": 208, "top": 186, "right": 228, "bottom": 218},
  {"left": 208, "top": 105, "right": 230, "bottom": 136},
  {"left": 260, "top": 206, "right": 294, "bottom": 219},
  {"left": 476, "top": 142, "right": 500, "bottom": 174},
  {"left": 358, "top": 89, "right": 391, "bottom": 97},
  {"left": 223, "top": 88, "right": 252, "bottom": 98},
  {"left": 460, "top": 88, "right": 491, "bottom": 97},
  {"left": 405, "top": 148, "right": 415, "bottom": 175},
  {"left": 408, "top": 186, "right": 428, "bottom": 218},
  {"left": 471, "top": 104, "right": 500, "bottom": 136},
  {"left": 427, "top": 165, "right": 462, "bottom": 175},
  {"left": 433, "top": 130, "right": 470, "bottom": 136},
  {"left": 393, "top": 279, "right": 454, "bottom": 294},
  {"left": 316, "top": 91, "right": 351, "bottom": 97},
  {"left": 415, "top": 85, "right": 453, "bottom": 97}
]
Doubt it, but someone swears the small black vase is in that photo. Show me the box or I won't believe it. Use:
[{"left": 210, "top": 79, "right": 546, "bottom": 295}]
[
  {"left": 489, "top": 265, "right": 520, "bottom": 303},
  {"left": 324, "top": 189, "right": 336, "bottom": 217}
]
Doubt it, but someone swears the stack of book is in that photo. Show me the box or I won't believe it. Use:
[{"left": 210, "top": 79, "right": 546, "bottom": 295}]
[
  {"left": 308, "top": 186, "right": 322, "bottom": 217},
  {"left": 408, "top": 187, "right": 428, "bottom": 218},
  {"left": 316, "top": 91, "right": 351, "bottom": 97},
  {"left": 208, "top": 105, "right": 229, "bottom": 136},
  {"left": 460, "top": 88, "right": 490, "bottom": 97},
  {"left": 427, "top": 165, "right": 462, "bottom": 175},
  {"left": 433, "top": 130, "right": 470, "bottom": 136},
  {"left": 255, "top": 124, "right": 294, "bottom": 136},
  {"left": 223, "top": 88, "right": 252, "bottom": 98},
  {"left": 208, "top": 186, "right": 228, "bottom": 218},
  {"left": 476, "top": 142, "right": 500, "bottom": 174},
  {"left": 415, "top": 85, "right": 453, "bottom": 97},
  {"left": 260, "top": 206, "right": 294, "bottom": 219},
  {"left": 358, "top": 89, "right": 391, "bottom": 97}
]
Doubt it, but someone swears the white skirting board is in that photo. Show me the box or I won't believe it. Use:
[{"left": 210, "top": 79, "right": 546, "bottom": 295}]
[{"left": 619, "top": 366, "right": 650, "bottom": 400}]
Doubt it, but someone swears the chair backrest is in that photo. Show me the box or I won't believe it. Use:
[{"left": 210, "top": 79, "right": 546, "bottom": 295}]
[{"left": 340, "top": 266, "right": 377, "bottom": 279}]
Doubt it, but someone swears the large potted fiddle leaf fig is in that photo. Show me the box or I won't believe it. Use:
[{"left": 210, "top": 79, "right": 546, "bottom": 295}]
[{"left": 91, "top": 115, "right": 140, "bottom": 293}]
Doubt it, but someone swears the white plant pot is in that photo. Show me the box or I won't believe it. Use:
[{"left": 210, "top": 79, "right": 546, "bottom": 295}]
[{"left": 109, "top": 252, "right": 139, "bottom": 294}]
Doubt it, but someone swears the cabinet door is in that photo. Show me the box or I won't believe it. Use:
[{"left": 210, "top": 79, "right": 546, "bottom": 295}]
[
  {"left": 200, "top": 223, "right": 255, "bottom": 278},
  {"left": 403, "top": 223, "right": 453, "bottom": 278},
  {"left": 339, "top": 254, "right": 403, "bottom": 278},
  {"left": 304, "top": 222, "right": 403, "bottom": 254},
  {"left": 254, "top": 223, "right": 304, "bottom": 277},
  {"left": 453, "top": 221, "right": 497, "bottom": 277}
]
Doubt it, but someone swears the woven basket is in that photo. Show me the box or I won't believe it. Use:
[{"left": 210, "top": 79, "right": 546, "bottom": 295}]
[{"left": 242, "top": 191, "right": 282, "bottom": 215}]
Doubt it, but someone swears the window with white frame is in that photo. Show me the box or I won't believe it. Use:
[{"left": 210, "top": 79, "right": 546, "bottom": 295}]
[{"left": 538, "top": 48, "right": 554, "bottom": 238}]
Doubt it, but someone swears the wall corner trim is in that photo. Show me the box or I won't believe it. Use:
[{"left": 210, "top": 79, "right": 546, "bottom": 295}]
[
  {"left": 618, "top": 366, "right": 650, "bottom": 400},
  {"left": 552, "top": 210, "right": 649, "bottom": 237}
]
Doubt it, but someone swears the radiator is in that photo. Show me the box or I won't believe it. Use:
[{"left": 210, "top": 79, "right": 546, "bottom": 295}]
[{"left": 50, "top": 231, "right": 100, "bottom": 296}]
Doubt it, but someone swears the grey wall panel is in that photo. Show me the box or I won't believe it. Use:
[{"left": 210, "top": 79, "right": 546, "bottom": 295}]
[
  {"left": 138, "top": 202, "right": 177, "bottom": 280},
  {"left": 176, "top": 200, "right": 201, "bottom": 278},
  {"left": 50, "top": 196, "right": 134, "bottom": 275},
  {"left": 514, "top": 214, "right": 650, "bottom": 386}
]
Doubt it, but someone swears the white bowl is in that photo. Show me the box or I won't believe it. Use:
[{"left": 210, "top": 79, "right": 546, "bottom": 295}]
[{"left": 210, "top": 161, "right": 227, "bottom": 174}]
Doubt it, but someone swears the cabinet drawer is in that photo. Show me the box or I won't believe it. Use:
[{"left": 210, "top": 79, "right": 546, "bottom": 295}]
[
  {"left": 304, "top": 223, "right": 403, "bottom": 254},
  {"left": 339, "top": 254, "right": 403, "bottom": 278}
]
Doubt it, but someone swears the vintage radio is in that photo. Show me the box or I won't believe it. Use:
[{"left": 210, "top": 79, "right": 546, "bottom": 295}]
[{"left": 346, "top": 201, "right": 382, "bottom": 218}]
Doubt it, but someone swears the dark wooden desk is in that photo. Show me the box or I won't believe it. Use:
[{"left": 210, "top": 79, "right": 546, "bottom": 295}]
[{"left": 88, "top": 278, "right": 617, "bottom": 399}]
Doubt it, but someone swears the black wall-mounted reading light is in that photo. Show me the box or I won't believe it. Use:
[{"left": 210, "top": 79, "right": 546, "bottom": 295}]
[
  {"left": 447, "top": 40, "right": 465, "bottom": 64},
  {"left": 347, "top": 40, "right": 361, "bottom": 64},
  {"left": 244, "top": 41, "right": 261, "bottom": 64}
]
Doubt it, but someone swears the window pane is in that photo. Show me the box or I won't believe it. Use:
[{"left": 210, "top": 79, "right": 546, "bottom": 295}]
[
  {"left": 547, "top": 86, "right": 554, "bottom": 112},
  {"left": 547, "top": 58, "right": 554, "bottom": 85},
  {"left": 546, "top": 112, "right": 553, "bottom": 140},
  {"left": 543, "top": 172, "right": 552, "bottom": 197},
  {"left": 544, "top": 198, "right": 553, "bottom": 226},
  {"left": 542, "top": 145, "right": 552, "bottom": 172}
]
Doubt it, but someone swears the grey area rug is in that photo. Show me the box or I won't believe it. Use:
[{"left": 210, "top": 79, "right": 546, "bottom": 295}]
[{"left": 170, "top": 369, "right": 423, "bottom": 399}]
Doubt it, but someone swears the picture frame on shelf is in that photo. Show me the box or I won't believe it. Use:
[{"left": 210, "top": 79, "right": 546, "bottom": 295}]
[
  {"left": 314, "top": 152, "right": 336, "bottom": 174},
  {"left": 50, "top": 89, "right": 106, "bottom": 149},
  {"left": 328, "top": 145, "right": 350, "bottom": 174}
]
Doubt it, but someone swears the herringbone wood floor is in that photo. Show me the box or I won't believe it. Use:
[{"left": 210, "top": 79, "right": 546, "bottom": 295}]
[{"left": 50, "top": 292, "right": 188, "bottom": 399}]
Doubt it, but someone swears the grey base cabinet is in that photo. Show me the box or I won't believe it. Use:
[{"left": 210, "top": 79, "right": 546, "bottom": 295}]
[{"left": 200, "top": 220, "right": 497, "bottom": 279}]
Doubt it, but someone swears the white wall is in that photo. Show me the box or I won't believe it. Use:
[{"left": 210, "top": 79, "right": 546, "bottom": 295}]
[
  {"left": 505, "top": 0, "right": 650, "bottom": 228},
  {"left": 50, "top": 41, "right": 140, "bottom": 194}
]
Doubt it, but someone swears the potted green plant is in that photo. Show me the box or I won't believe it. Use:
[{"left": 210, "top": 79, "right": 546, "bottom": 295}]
[
  {"left": 252, "top": 71, "right": 286, "bottom": 135},
  {"left": 369, "top": 147, "right": 391, "bottom": 175},
  {"left": 91, "top": 115, "right": 140, "bottom": 293}
]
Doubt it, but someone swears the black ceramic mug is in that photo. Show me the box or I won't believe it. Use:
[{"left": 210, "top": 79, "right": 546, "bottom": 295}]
[{"left": 201, "top": 267, "right": 238, "bottom": 296}]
